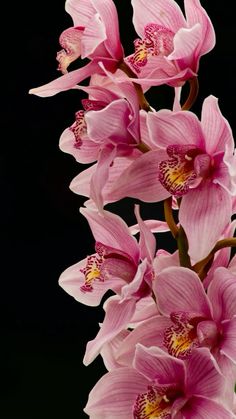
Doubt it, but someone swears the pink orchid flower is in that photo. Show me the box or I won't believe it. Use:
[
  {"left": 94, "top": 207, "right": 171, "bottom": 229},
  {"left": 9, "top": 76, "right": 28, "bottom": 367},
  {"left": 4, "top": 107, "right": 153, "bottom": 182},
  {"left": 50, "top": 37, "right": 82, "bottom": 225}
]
[
  {"left": 152, "top": 266, "right": 236, "bottom": 403},
  {"left": 125, "top": 0, "right": 215, "bottom": 88},
  {"left": 59, "top": 83, "right": 121, "bottom": 164},
  {"left": 84, "top": 345, "right": 233, "bottom": 418},
  {"left": 108, "top": 96, "right": 236, "bottom": 261},
  {"left": 59, "top": 206, "right": 140, "bottom": 307},
  {"left": 29, "top": 0, "right": 123, "bottom": 97},
  {"left": 82, "top": 205, "right": 158, "bottom": 365},
  {"left": 62, "top": 79, "right": 147, "bottom": 209}
]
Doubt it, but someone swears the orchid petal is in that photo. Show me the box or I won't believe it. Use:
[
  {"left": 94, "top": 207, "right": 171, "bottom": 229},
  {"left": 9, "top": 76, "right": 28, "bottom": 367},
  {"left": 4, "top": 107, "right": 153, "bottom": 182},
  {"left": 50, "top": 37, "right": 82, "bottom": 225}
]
[
  {"left": 91, "top": 0, "right": 123, "bottom": 60},
  {"left": 186, "top": 348, "right": 225, "bottom": 399},
  {"left": 101, "top": 329, "right": 130, "bottom": 370},
  {"left": 65, "top": 0, "right": 95, "bottom": 27},
  {"left": 58, "top": 257, "right": 124, "bottom": 306},
  {"left": 85, "top": 99, "right": 134, "bottom": 144},
  {"left": 131, "top": 0, "right": 186, "bottom": 38},
  {"left": 181, "top": 395, "right": 234, "bottom": 419},
  {"left": 168, "top": 24, "right": 202, "bottom": 71},
  {"left": 29, "top": 61, "right": 99, "bottom": 97},
  {"left": 128, "top": 297, "right": 159, "bottom": 327},
  {"left": 59, "top": 127, "right": 99, "bottom": 163},
  {"left": 129, "top": 219, "right": 169, "bottom": 235},
  {"left": 179, "top": 182, "right": 232, "bottom": 261},
  {"left": 201, "top": 96, "right": 234, "bottom": 155},
  {"left": 108, "top": 150, "right": 170, "bottom": 202},
  {"left": 80, "top": 206, "right": 139, "bottom": 263},
  {"left": 117, "top": 315, "right": 172, "bottom": 366},
  {"left": 134, "top": 344, "right": 185, "bottom": 384},
  {"left": 83, "top": 296, "right": 137, "bottom": 365},
  {"left": 134, "top": 205, "right": 156, "bottom": 262},
  {"left": 147, "top": 108, "right": 203, "bottom": 150},
  {"left": 221, "top": 318, "right": 236, "bottom": 364},
  {"left": 81, "top": 13, "right": 107, "bottom": 58},
  {"left": 90, "top": 145, "right": 116, "bottom": 210},
  {"left": 121, "top": 259, "right": 149, "bottom": 300},
  {"left": 84, "top": 367, "right": 148, "bottom": 418},
  {"left": 203, "top": 220, "right": 236, "bottom": 289},
  {"left": 153, "top": 266, "right": 211, "bottom": 318},
  {"left": 184, "top": 0, "right": 216, "bottom": 56},
  {"left": 70, "top": 163, "right": 97, "bottom": 197},
  {"left": 153, "top": 250, "right": 179, "bottom": 274},
  {"left": 207, "top": 267, "right": 236, "bottom": 322}
]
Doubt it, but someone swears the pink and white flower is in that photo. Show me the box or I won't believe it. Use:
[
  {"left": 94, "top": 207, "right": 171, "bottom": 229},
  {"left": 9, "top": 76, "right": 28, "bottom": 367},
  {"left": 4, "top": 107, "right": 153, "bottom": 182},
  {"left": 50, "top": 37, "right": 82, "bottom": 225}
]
[
  {"left": 29, "top": 0, "right": 123, "bottom": 97},
  {"left": 84, "top": 345, "right": 233, "bottom": 418},
  {"left": 108, "top": 96, "right": 236, "bottom": 260},
  {"left": 125, "top": 0, "right": 215, "bottom": 87},
  {"left": 152, "top": 266, "right": 236, "bottom": 402}
]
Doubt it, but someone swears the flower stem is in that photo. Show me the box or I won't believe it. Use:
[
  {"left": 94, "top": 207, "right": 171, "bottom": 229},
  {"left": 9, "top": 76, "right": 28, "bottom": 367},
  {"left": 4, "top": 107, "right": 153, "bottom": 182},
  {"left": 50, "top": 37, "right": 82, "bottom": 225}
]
[
  {"left": 164, "top": 197, "right": 179, "bottom": 239},
  {"left": 136, "top": 141, "right": 151, "bottom": 153},
  {"left": 177, "top": 226, "right": 192, "bottom": 269},
  {"left": 118, "top": 61, "right": 152, "bottom": 112},
  {"left": 181, "top": 77, "right": 199, "bottom": 111},
  {"left": 193, "top": 238, "right": 236, "bottom": 280},
  {"left": 164, "top": 198, "right": 192, "bottom": 268}
]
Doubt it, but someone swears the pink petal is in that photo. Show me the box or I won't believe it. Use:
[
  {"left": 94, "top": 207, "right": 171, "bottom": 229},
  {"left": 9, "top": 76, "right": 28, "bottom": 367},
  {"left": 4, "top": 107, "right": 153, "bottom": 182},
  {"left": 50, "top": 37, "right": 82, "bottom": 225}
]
[
  {"left": 29, "top": 61, "right": 100, "bottom": 97},
  {"left": 129, "top": 219, "right": 170, "bottom": 235},
  {"left": 139, "top": 110, "right": 155, "bottom": 148},
  {"left": 221, "top": 318, "right": 236, "bottom": 364},
  {"left": 153, "top": 250, "right": 179, "bottom": 274},
  {"left": 91, "top": 0, "right": 123, "bottom": 60},
  {"left": 184, "top": 0, "right": 216, "bottom": 56},
  {"left": 131, "top": 0, "right": 186, "bottom": 37},
  {"left": 168, "top": 24, "right": 202, "bottom": 71},
  {"left": 70, "top": 157, "right": 138, "bottom": 204},
  {"left": 129, "top": 297, "right": 159, "bottom": 326},
  {"left": 70, "top": 163, "right": 97, "bottom": 197},
  {"left": 134, "top": 205, "right": 156, "bottom": 262},
  {"left": 153, "top": 266, "right": 211, "bottom": 318},
  {"left": 107, "top": 150, "right": 171, "bottom": 202},
  {"left": 134, "top": 344, "right": 185, "bottom": 384},
  {"left": 80, "top": 207, "right": 140, "bottom": 264},
  {"left": 116, "top": 315, "right": 172, "bottom": 366},
  {"left": 58, "top": 257, "right": 124, "bottom": 306},
  {"left": 90, "top": 145, "right": 116, "bottom": 209},
  {"left": 65, "top": 0, "right": 96, "bottom": 27},
  {"left": 203, "top": 220, "right": 236, "bottom": 289},
  {"left": 84, "top": 367, "right": 148, "bottom": 418},
  {"left": 81, "top": 13, "right": 106, "bottom": 58},
  {"left": 120, "top": 259, "right": 149, "bottom": 300},
  {"left": 147, "top": 108, "right": 203, "bottom": 150},
  {"left": 59, "top": 127, "right": 100, "bottom": 163},
  {"left": 179, "top": 182, "right": 232, "bottom": 261},
  {"left": 83, "top": 296, "right": 137, "bottom": 365},
  {"left": 85, "top": 99, "right": 133, "bottom": 144},
  {"left": 180, "top": 396, "right": 233, "bottom": 419},
  {"left": 101, "top": 329, "right": 130, "bottom": 370},
  {"left": 201, "top": 96, "right": 234, "bottom": 155},
  {"left": 207, "top": 267, "right": 236, "bottom": 322},
  {"left": 186, "top": 348, "right": 225, "bottom": 399}
]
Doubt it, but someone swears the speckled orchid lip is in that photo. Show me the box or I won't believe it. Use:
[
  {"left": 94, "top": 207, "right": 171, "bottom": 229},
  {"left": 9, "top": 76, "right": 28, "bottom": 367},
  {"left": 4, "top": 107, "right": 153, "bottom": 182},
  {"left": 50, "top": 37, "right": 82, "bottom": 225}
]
[
  {"left": 158, "top": 144, "right": 205, "bottom": 196},
  {"left": 128, "top": 23, "right": 174, "bottom": 73}
]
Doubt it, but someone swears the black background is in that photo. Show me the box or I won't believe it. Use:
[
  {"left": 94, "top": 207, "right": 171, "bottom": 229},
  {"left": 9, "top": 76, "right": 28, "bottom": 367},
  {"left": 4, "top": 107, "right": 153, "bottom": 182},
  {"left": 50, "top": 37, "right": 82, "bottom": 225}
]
[{"left": 2, "top": 1, "right": 236, "bottom": 417}]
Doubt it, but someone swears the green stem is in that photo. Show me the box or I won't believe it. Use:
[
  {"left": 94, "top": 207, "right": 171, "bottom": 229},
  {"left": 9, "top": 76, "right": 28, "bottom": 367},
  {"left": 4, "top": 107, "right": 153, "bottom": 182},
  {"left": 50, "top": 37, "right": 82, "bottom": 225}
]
[
  {"left": 118, "top": 61, "right": 152, "bottom": 112},
  {"left": 164, "top": 198, "right": 179, "bottom": 239},
  {"left": 164, "top": 198, "right": 191, "bottom": 268},
  {"left": 177, "top": 226, "right": 192, "bottom": 269},
  {"left": 193, "top": 238, "right": 236, "bottom": 280},
  {"left": 136, "top": 141, "right": 151, "bottom": 153},
  {"left": 182, "top": 77, "right": 199, "bottom": 111}
]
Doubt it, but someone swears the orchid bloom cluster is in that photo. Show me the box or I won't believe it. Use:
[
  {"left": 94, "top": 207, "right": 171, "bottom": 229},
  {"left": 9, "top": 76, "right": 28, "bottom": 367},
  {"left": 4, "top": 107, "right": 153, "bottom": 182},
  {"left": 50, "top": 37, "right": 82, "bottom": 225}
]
[{"left": 30, "top": 0, "right": 236, "bottom": 417}]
